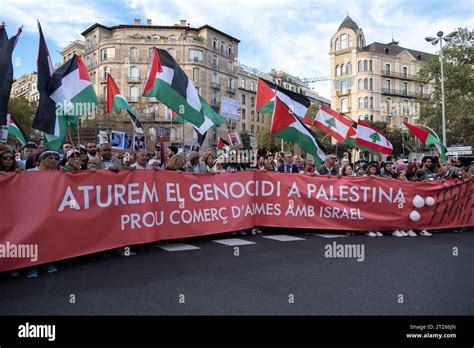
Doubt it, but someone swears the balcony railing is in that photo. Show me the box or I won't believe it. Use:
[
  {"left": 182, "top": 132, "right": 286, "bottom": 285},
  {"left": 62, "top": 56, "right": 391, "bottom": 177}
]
[
  {"left": 212, "top": 46, "right": 234, "bottom": 59},
  {"left": 381, "top": 88, "right": 417, "bottom": 98},
  {"left": 128, "top": 76, "right": 140, "bottom": 83},
  {"left": 381, "top": 70, "right": 421, "bottom": 81},
  {"left": 210, "top": 61, "right": 218, "bottom": 69},
  {"left": 128, "top": 96, "right": 139, "bottom": 102},
  {"left": 84, "top": 44, "right": 97, "bottom": 54},
  {"left": 226, "top": 86, "right": 236, "bottom": 93},
  {"left": 100, "top": 57, "right": 116, "bottom": 63},
  {"left": 189, "top": 57, "right": 204, "bottom": 63},
  {"left": 211, "top": 82, "right": 221, "bottom": 89},
  {"left": 336, "top": 89, "right": 351, "bottom": 97}
]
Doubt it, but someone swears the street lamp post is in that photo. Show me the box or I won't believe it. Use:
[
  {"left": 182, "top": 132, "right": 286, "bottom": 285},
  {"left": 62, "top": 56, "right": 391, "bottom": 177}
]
[{"left": 425, "top": 31, "right": 457, "bottom": 147}]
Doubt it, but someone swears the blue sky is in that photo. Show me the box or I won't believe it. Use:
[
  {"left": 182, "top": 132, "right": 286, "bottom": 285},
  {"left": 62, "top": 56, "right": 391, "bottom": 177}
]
[{"left": 1, "top": 0, "right": 472, "bottom": 98}]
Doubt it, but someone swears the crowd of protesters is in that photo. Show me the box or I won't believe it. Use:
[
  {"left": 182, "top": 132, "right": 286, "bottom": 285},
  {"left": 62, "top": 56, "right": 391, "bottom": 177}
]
[{"left": 1, "top": 139, "right": 473, "bottom": 278}]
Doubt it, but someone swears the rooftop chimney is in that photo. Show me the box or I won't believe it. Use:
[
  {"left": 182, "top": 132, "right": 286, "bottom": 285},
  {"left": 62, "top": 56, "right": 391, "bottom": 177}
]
[
  {"left": 134, "top": 19, "right": 141, "bottom": 25},
  {"left": 147, "top": 19, "right": 152, "bottom": 26}
]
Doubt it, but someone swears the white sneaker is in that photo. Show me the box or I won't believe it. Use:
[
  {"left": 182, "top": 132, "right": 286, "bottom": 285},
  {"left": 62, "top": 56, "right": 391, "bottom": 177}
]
[
  {"left": 407, "top": 229, "right": 417, "bottom": 237},
  {"left": 375, "top": 231, "right": 383, "bottom": 237},
  {"left": 366, "top": 231, "right": 377, "bottom": 237},
  {"left": 399, "top": 230, "right": 408, "bottom": 237},
  {"left": 250, "top": 228, "right": 257, "bottom": 235},
  {"left": 392, "top": 230, "right": 404, "bottom": 237},
  {"left": 419, "top": 230, "right": 432, "bottom": 237}
]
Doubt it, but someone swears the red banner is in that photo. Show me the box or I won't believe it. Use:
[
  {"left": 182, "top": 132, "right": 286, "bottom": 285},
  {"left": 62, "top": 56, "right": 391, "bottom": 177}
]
[{"left": 0, "top": 171, "right": 472, "bottom": 271}]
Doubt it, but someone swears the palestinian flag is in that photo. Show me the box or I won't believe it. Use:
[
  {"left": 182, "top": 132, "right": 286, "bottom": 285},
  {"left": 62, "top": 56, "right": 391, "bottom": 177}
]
[
  {"left": 403, "top": 121, "right": 446, "bottom": 162},
  {"left": 257, "top": 78, "right": 310, "bottom": 119},
  {"left": 7, "top": 114, "right": 27, "bottom": 146},
  {"left": 106, "top": 73, "right": 143, "bottom": 133},
  {"left": 271, "top": 95, "right": 326, "bottom": 166},
  {"left": 314, "top": 105, "right": 355, "bottom": 142},
  {"left": 33, "top": 22, "right": 98, "bottom": 151},
  {"left": 143, "top": 47, "right": 209, "bottom": 130},
  {"left": 217, "top": 137, "right": 230, "bottom": 151},
  {"left": 0, "top": 24, "right": 22, "bottom": 126},
  {"left": 356, "top": 120, "right": 393, "bottom": 155}
]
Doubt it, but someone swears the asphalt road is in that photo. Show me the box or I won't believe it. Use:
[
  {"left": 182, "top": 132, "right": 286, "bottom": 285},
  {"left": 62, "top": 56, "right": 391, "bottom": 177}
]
[{"left": 0, "top": 228, "right": 473, "bottom": 315}]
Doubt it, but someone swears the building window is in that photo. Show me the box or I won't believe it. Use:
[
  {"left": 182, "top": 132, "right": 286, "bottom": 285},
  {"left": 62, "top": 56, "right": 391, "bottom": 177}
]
[
  {"left": 211, "top": 92, "right": 218, "bottom": 105},
  {"left": 242, "top": 108, "right": 246, "bottom": 119},
  {"left": 364, "top": 78, "right": 368, "bottom": 89},
  {"left": 370, "top": 115, "right": 373, "bottom": 121},
  {"left": 102, "top": 86, "right": 106, "bottom": 98},
  {"left": 370, "top": 97, "right": 373, "bottom": 108},
  {"left": 251, "top": 96, "right": 255, "bottom": 107},
  {"left": 335, "top": 38, "right": 340, "bottom": 50},
  {"left": 130, "top": 47, "right": 138, "bottom": 59},
  {"left": 402, "top": 66, "right": 408, "bottom": 78},
  {"left": 129, "top": 66, "right": 139, "bottom": 81},
  {"left": 385, "top": 64, "right": 391, "bottom": 75},
  {"left": 341, "top": 98, "right": 348, "bottom": 113},
  {"left": 419, "top": 84, "right": 424, "bottom": 96},
  {"left": 358, "top": 79, "right": 363, "bottom": 90},
  {"left": 212, "top": 72, "right": 219, "bottom": 84},
  {"left": 130, "top": 86, "right": 138, "bottom": 102},
  {"left": 369, "top": 60, "right": 373, "bottom": 71},
  {"left": 251, "top": 111, "right": 255, "bottom": 121},
  {"left": 369, "top": 78, "right": 373, "bottom": 90},
  {"left": 346, "top": 62, "right": 352, "bottom": 74},
  {"left": 358, "top": 60, "right": 363, "bottom": 72},
  {"left": 241, "top": 79, "right": 246, "bottom": 89},
  {"left": 251, "top": 124, "right": 255, "bottom": 134},
  {"left": 358, "top": 34, "right": 362, "bottom": 48},
  {"left": 359, "top": 97, "right": 364, "bottom": 109},
  {"left": 192, "top": 67, "right": 199, "bottom": 82},
  {"left": 340, "top": 34, "right": 347, "bottom": 49},
  {"left": 241, "top": 123, "right": 246, "bottom": 132},
  {"left": 403, "top": 82, "right": 408, "bottom": 95},
  {"left": 385, "top": 80, "right": 391, "bottom": 92},
  {"left": 335, "top": 65, "right": 341, "bottom": 76},
  {"left": 242, "top": 94, "right": 246, "bottom": 104},
  {"left": 189, "top": 49, "right": 203, "bottom": 63},
  {"left": 250, "top": 81, "right": 255, "bottom": 92},
  {"left": 341, "top": 80, "right": 348, "bottom": 94},
  {"left": 364, "top": 97, "right": 369, "bottom": 108},
  {"left": 348, "top": 35, "right": 352, "bottom": 47},
  {"left": 363, "top": 60, "right": 368, "bottom": 71},
  {"left": 341, "top": 64, "right": 345, "bottom": 75}
]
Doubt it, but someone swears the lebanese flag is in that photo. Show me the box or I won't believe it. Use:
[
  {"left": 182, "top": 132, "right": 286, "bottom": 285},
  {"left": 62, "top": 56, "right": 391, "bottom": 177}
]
[
  {"left": 143, "top": 48, "right": 213, "bottom": 133},
  {"left": 7, "top": 114, "right": 27, "bottom": 146},
  {"left": 314, "top": 105, "right": 354, "bottom": 142},
  {"left": 403, "top": 121, "right": 446, "bottom": 162},
  {"left": 271, "top": 96, "right": 326, "bottom": 166},
  {"left": 356, "top": 120, "right": 393, "bottom": 155},
  {"left": 106, "top": 73, "right": 143, "bottom": 133}
]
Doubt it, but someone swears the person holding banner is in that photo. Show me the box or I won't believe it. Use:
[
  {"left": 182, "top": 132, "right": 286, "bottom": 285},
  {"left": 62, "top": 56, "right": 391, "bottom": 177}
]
[
  {"left": 0, "top": 150, "right": 21, "bottom": 173},
  {"left": 88, "top": 143, "right": 122, "bottom": 172}
]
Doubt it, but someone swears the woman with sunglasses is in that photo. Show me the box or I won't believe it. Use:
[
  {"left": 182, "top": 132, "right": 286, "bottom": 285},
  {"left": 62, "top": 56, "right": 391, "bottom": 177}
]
[{"left": 0, "top": 150, "right": 22, "bottom": 174}]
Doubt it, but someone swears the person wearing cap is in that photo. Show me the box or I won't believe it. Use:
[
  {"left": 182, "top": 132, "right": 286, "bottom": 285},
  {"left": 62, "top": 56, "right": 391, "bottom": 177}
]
[
  {"left": 185, "top": 151, "right": 207, "bottom": 173},
  {"left": 64, "top": 149, "right": 81, "bottom": 171},
  {"left": 26, "top": 149, "right": 60, "bottom": 277},
  {"left": 317, "top": 154, "right": 338, "bottom": 176},
  {"left": 78, "top": 145, "right": 89, "bottom": 170},
  {"left": 88, "top": 143, "right": 122, "bottom": 172}
]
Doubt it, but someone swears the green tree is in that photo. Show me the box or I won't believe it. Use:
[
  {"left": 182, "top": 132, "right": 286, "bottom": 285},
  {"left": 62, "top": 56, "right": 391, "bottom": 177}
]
[
  {"left": 417, "top": 27, "right": 474, "bottom": 147},
  {"left": 6, "top": 96, "right": 38, "bottom": 142}
]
